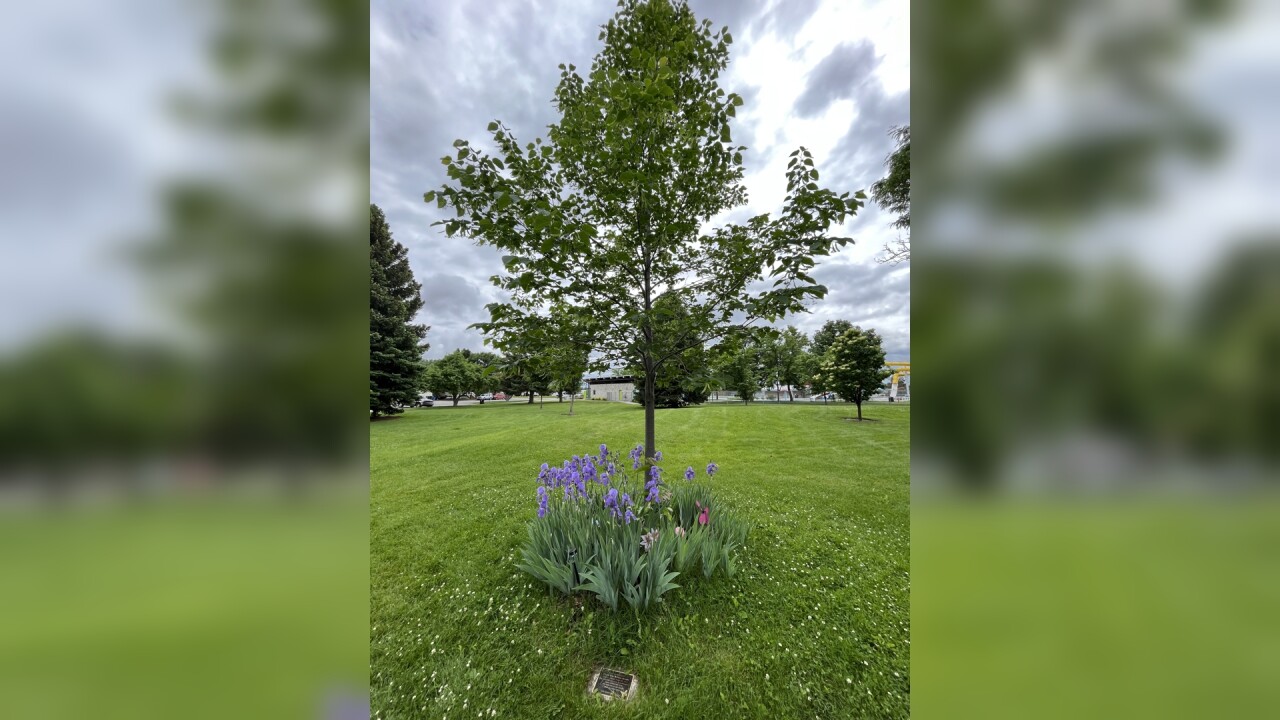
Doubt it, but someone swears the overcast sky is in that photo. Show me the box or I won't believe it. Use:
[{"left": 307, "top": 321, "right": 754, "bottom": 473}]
[{"left": 371, "top": 0, "right": 910, "bottom": 361}]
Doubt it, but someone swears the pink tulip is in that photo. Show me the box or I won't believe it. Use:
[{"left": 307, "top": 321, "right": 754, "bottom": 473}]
[{"left": 698, "top": 507, "right": 709, "bottom": 526}]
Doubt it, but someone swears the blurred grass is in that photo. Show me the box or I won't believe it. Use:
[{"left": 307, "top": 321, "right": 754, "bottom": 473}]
[
  {"left": 914, "top": 500, "right": 1280, "bottom": 719},
  {"left": 0, "top": 493, "right": 368, "bottom": 720}
]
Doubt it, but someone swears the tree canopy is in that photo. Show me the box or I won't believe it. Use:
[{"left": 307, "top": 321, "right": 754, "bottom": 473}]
[
  {"left": 761, "top": 325, "right": 811, "bottom": 401},
  {"left": 428, "top": 0, "right": 863, "bottom": 458},
  {"left": 813, "top": 326, "right": 892, "bottom": 421},
  {"left": 873, "top": 125, "right": 910, "bottom": 264},
  {"left": 422, "top": 351, "right": 482, "bottom": 407},
  {"left": 630, "top": 294, "right": 714, "bottom": 408},
  {"left": 810, "top": 319, "right": 855, "bottom": 359},
  {"left": 716, "top": 333, "right": 766, "bottom": 404}
]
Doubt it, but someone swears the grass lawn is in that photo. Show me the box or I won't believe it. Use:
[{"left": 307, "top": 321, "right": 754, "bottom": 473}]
[
  {"left": 371, "top": 399, "right": 909, "bottom": 719},
  {"left": 913, "top": 500, "right": 1280, "bottom": 719},
  {"left": 0, "top": 495, "right": 368, "bottom": 720}
]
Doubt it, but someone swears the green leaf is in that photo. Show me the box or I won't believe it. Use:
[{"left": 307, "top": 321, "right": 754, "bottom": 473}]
[
  {"left": 437, "top": 195, "right": 447, "bottom": 209},
  {"left": 487, "top": 121, "right": 499, "bottom": 132},
  {"left": 423, "top": 190, "right": 435, "bottom": 203}
]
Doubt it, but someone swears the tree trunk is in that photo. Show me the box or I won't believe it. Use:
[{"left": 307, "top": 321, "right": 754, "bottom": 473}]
[
  {"left": 558, "top": 390, "right": 563, "bottom": 402},
  {"left": 788, "top": 384, "right": 793, "bottom": 401},
  {"left": 452, "top": 396, "right": 459, "bottom": 407},
  {"left": 568, "top": 393, "right": 576, "bottom": 416},
  {"left": 856, "top": 399, "right": 863, "bottom": 421},
  {"left": 644, "top": 364, "right": 656, "bottom": 461},
  {"left": 527, "top": 390, "right": 534, "bottom": 404}
]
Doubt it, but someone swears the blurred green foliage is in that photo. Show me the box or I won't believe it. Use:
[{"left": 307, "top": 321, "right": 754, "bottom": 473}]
[
  {"left": 915, "top": 0, "right": 1279, "bottom": 717},
  {"left": 0, "top": 0, "right": 370, "bottom": 718}
]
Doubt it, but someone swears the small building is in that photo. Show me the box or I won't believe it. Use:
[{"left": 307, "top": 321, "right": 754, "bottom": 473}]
[{"left": 585, "top": 375, "right": 636, "bottom": 403}]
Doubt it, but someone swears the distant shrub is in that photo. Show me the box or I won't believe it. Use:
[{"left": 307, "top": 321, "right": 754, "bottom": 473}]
[{"left": 517, "top": 445, "right": 748, "bottom": 612}]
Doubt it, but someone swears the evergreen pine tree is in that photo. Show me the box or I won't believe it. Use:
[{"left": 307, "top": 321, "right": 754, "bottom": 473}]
[{"left": 369, "top": 204, "right": 428, "bottom": 417}]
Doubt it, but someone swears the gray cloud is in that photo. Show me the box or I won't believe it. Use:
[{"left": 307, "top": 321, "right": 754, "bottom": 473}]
[
  {"left": 753, "top": 0, "right": 823, "bottom": 41},
  {"left": 797, "top": 259, "right": 911, "bottom": 360},
  {"left": 687, "top": 0, "right": 770, "bottom": 36},
  {"left": 372, "top": 0, "right": 616, "bottom": 357},
  {"left": 793, "top": 40, "right": 881, "bottom": 119},
  {"left": 420, "top": 273, "right": 485, "bottom": 322},
  {"left": 826, "top": 87, "right": 910, "bottom": 192},
  {"left": 789, "top": 37, "right": 909, "bottom": 204}
]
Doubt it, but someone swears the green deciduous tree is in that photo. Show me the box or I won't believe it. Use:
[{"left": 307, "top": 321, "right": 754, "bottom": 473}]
[
  {"left": 873, "top": 125, "right": 910, "bottom": 264},
  {"left": 630, "top": 293, "right": 713, "bottom": 408},
  {"left": 539, "top": 306, "right": 599, "bottom": 415},
  {"left": 813, "top": 327, "right": 892, "bottom": 421},
  {"left": 370, "top": 204, "right": 428, "bottom": 418},
  {"left": 810, "top": 319, "right": 854, "bottom": 358},
  {"left": 763, "top": 325, "right": 811, "bottom": 401},
  {"left": 716, "top": 333, "right": 765, "bottom": 404},
  {"left": 423, "top": 351, "right": 482, "bottom": 407},
  {"left": 430, "top": 0, "right": 863, "bottom": 461}
]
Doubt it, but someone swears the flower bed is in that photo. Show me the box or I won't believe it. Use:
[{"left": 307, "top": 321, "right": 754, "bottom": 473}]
[{"left": 517, "top": 443, "right": 748, "bottom": 612}]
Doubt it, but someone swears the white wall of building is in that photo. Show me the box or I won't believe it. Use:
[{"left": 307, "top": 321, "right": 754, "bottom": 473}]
[{"left": 588, "top": 382, "right": 634, "bottom": 402}]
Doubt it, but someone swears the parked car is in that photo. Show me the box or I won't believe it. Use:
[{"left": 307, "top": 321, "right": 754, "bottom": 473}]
[
  {"left": 480, "top": 393, "right": 494, "bottom": 401},
  {"left": 417, "top": 392, "right": 435, "bottom": 407},
  {"left": 493, "top": 392, "right": 508, "bottom": 401}
]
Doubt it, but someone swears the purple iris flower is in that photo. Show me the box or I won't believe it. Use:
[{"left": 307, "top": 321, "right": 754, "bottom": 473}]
[
  {"left": 537, "top": 486, "right": 549, "bottom": 518},
  {"left": 644, "top": 466, "right": 663, "bottom": 504},
  {"left": 684, "top": 466, "right": 695, "bottom": 481},
  {"left": 624, "top": 509, "right": 636, "bottom": 525},
  {"left": 654, "top": 451, "right": 663, "bottom": 461},
  {"left": 706, "top": 462, "right": 719, "bottom": 477}
]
